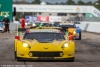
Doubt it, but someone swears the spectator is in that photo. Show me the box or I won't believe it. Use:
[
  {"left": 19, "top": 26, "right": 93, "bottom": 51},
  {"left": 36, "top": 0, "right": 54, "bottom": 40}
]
[
  {"left": 2, "top": 15, "right": 10, "bottom": 33},
  {"left": 20, "top": 17, "right": 25, "bottom": 28}
]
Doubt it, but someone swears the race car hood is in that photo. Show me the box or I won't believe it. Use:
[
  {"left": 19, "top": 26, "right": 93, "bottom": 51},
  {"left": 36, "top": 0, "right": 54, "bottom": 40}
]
[{"left": 22, "top": 39, "right": 68, "bottom": 50}]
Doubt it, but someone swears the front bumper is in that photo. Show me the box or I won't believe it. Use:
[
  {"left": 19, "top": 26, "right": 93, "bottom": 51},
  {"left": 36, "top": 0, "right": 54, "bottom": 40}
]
[
  {"left": 16, "top": 49, "right": 75, "bottom": 60},
  {"left": 16, "top": 57, "right": 74, "bottom": 61}
]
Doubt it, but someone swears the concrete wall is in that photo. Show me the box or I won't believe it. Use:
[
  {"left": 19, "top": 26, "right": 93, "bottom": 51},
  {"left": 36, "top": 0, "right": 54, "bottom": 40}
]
[{"left": 76, "top": 22, "right": 100, "bottom": 33}]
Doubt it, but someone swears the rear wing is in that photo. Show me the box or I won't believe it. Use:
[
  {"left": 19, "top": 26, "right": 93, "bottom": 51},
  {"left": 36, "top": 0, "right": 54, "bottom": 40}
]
[{"left": 18, "top": 28, "right": 29, "bottom": 32}]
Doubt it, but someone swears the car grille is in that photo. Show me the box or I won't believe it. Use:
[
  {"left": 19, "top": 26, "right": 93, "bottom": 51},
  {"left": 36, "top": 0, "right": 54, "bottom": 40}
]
[{"left": 29, "top": 51, "right": 63, "bottom": 57}]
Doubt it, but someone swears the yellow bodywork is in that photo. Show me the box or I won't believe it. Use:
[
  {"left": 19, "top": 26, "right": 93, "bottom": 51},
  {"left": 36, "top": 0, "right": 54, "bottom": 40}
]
[
  {"left": 68, "top": 28, "right": 78, "bottom": 36},
  {"left": 14, "top": 29, "right": 75, "bottom": 60}
]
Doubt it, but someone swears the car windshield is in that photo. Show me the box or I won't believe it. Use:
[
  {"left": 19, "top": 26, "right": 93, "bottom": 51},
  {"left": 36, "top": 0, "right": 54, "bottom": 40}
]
[{"left": 23, "top": 33, "right": 65, "bottom": 40}]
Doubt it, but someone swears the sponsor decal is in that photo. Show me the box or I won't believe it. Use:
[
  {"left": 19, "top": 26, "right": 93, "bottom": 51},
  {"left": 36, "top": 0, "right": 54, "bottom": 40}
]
[
  {"left": 0, "top": 0, "right": 12, "bottom": 20},
  {"left": 38, "top": 16, "right": 49, "bottom": 22},
  {"left": 25, "top": 16, "right": 38, "bottom": 22},
  {"left": 93, "top": 10, "right": 100, "bottom": 17},
  {"left": 0, "top": 12, "right": 9, "bottom": 17},
  {"left": 76, "top": 7, "right": 80, "bottom": 12}
]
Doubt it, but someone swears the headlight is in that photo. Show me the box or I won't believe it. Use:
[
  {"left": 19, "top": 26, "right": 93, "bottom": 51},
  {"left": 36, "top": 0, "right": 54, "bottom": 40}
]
[
  {"left": 32, "top": 23, "right": 36, "bottom": 26},
  {"left": 62, "top": 43, "right": 69, "bottom": 48},
  {"left": 23, "top": 43, "right": 29, "bottom": 47},
  {"left": 73, "top": 31, "right": 76, "bottom": 34}
]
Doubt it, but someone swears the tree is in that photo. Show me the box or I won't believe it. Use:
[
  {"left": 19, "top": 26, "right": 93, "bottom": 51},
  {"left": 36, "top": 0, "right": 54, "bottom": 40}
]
[
  {"left": 32, "top": 0, "right": 41, "bottom": 4},
  {"left": 55, "top": 2, "right": 59, "bottom": 5},
  {"left": 21, "top": 0, "right": 28, "bottom": 4},
  {"left": 77, "top": 0, "right": 86, "bottom": 5},
  {"left": 66, "top": 0, "right": 76, "bottom": 5},
  {"left": 46, "top": 2, "right": 51, "bottom": 5},
  {"left": 13, "top": 0, "right": 29, "bottom": 4},
  {"left": 93, "top": 0, "right": 100, "bottom": 10},
  {"left": 60, "top": 2, "right": 66, "bottom": 5},
  {"left": 86, "top": 1, "right": 93, "bottom": 5}
]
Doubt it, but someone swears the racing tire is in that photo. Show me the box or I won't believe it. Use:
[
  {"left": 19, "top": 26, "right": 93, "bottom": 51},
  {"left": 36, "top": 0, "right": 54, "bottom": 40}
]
[
  {"left": 69, "top": 57, "right": 75, "bottom": 62},
  {"left": 78, "top": 32, "right": 81, "bottom": 40},
  {"left": 16, "top": 58, "right": 24, "bottom": 61},
  {"left": 14, "top": 51, "right": 17, "bottom": 59}
]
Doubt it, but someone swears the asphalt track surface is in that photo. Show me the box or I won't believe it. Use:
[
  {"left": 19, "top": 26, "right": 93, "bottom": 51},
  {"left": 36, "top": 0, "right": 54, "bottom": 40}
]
[{"left": 0, "top": 31, "right": 100, "bottom": 67}]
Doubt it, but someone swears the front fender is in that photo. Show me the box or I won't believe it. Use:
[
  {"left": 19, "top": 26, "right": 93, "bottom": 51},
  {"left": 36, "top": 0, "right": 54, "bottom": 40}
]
[
  {"left": 14, "top": 39, "right": 23, "bottom": 51},
  {"left": 14, "top": 39, "right": 17, "bottom": 51}
]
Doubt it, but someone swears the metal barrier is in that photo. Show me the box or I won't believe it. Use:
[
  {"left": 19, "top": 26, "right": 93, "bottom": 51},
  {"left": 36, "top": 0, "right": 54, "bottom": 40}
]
[
  {"left": 9, "top": 23, "right": 18, "bottom": 31},
  {"left": 76, "top": 22, "right": 100, "bottom": 33},
  {"left": 86, "top": 22, "right": 100, "bottom": 33}
]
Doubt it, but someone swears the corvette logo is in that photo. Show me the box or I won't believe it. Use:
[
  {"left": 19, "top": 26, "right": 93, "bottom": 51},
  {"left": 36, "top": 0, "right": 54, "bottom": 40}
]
[{"left": 44, "top": 47, "right": 49, "bottom": 50}]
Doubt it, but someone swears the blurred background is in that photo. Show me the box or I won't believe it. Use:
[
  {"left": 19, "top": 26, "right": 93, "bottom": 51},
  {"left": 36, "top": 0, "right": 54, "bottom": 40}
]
[{"left": 13, "top": 0, "right": 100, "bottom": 22}]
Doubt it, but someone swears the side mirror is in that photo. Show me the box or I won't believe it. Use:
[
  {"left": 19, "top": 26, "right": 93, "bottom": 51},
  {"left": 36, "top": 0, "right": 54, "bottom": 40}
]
[{"left": 15, "top": 36, "right": 20, "bottom": 40}]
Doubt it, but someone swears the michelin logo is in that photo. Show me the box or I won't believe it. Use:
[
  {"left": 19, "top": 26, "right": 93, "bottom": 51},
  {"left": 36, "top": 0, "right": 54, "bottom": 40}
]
[{"left": 93, "top": 10, "right": 100, "bottom": 17}]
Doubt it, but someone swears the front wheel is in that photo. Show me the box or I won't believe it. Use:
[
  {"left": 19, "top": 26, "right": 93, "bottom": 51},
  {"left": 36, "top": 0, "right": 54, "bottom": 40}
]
[
  {"left": 14, "top": 51, "right": 17, "bottom": 59},
  {"left": 69, "top": 57, "right": 75, "bottom": 62}
]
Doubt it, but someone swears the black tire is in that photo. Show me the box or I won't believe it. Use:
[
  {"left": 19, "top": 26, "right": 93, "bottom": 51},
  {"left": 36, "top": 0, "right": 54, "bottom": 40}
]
[
  {"left": 14, "top": 51, "right": 17, "bottom": 59},
  {"left": 1, "top": 31, "right": 4, "bottom": 33},
  {"left": 0, "top": 30, "right": 4, "bottom": 33},
  {"left": 69, "top": 57, "right": 75, "bottom": 62},
  {"left": 16, "top": 57, "right": 24, "bottom": 61},
  {"left": 78, "top": 32, "right": 81, "bottom": 40}
]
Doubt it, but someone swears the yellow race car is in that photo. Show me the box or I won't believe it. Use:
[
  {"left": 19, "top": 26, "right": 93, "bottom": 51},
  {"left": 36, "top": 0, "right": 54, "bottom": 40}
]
[
  {"left": 14, "top": 28, "right": 75, "bottom": 61},
  {"left": 60, "top": 23, "right": 81, "bottom": 40}
]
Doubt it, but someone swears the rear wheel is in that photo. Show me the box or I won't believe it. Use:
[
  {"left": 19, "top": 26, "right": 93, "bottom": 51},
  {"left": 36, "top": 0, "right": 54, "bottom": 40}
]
[{"left": 78, "top": 32, "right": 81, "bottom": 40}]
